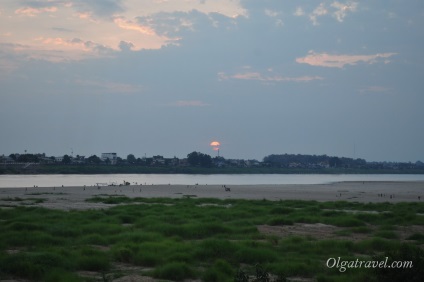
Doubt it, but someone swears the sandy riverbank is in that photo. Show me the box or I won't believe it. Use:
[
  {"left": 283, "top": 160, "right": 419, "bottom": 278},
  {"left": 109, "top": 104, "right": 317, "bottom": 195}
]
[{"left": 0, "top": 181, "right": 423, "bottom": 210}]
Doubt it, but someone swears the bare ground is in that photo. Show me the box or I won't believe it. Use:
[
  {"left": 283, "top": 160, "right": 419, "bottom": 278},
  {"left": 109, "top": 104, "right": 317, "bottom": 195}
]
[{"left": 0, "top": 181, "right": 423, "bottom": 211}]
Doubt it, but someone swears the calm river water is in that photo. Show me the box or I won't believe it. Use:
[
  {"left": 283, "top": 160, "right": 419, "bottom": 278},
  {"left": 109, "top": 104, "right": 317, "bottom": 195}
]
[{"left": 1, "top": 174, "right": 424, "bottom": 188}]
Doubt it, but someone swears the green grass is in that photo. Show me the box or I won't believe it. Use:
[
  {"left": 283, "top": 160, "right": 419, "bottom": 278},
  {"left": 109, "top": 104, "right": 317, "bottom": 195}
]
[{"left": 0, "top": 198, "right": 423, "bottom": 281}]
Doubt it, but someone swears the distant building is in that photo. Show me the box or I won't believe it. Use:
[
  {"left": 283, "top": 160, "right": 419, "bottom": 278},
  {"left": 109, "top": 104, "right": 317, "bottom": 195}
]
[
  {"left": 55, "top": 156, "right": 64, "bottom": 163},
  {"left": 101, "top": 153, "right": 117, "bottom": 165}
]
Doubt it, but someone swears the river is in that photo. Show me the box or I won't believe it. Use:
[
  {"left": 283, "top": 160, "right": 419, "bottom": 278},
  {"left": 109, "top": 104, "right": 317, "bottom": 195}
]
[{"left": 1, "top": 174, "right": 424, "bottom": 188}]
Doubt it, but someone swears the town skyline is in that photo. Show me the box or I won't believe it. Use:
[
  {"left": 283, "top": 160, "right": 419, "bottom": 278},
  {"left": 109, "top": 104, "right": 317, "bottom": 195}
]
[{"left": 2, "top": 149, "right": 423, "bottom": 165}]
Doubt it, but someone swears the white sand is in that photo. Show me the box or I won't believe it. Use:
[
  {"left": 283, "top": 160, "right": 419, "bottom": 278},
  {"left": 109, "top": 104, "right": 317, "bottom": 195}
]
[{"left": 0, "top": 181, "right": 423, "bottom": 210}]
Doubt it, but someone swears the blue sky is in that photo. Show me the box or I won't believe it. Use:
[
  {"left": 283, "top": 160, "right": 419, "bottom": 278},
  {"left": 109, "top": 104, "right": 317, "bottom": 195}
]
[{"left": 1, "top": 0, "right": 423, "bottom": 162}]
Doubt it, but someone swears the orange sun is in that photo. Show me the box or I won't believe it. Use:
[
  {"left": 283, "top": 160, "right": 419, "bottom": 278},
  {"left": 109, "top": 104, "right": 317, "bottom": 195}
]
[{"left": 210, "top": 141, "right": 220, "bottom": 146}]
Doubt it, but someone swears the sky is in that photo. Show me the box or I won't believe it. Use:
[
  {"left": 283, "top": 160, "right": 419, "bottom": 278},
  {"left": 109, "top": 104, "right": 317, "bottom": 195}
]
[{"left": 1, "top": 0, "right": 423, "bottom": 162}]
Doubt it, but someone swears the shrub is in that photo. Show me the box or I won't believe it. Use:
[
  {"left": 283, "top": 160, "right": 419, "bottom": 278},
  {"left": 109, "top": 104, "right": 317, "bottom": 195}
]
[
  {"left": 43, "top": 269, "right": 81, "bottom": 282},
  {"left": 374, "top": 230, "right": 398, "bottom": 239},
  {"left": 270, "top": 207, "right": 293, "bottom": 215},
  {"left": 202, "top": 259, "right": 234, "bottom": 282},
  {"left": 268, "top": 217, "right": 294, "bottom": 226},
  {"left": 373, "top": 244, "right": 424, "bottom": 282},
  {"left": 76, "top": 248, "right": 110, "bottom": 271},
  {"left": 235, "top": 245, "right": 278, "bottom": 264},
  {"left": 328, "top": 217, "right": 365, "bottom": 227},
  {"left": 112, "top": 246, "right": 134, "bottom": 263},
  {"left": 407, "top": 233, "right": 424, "bottom": 242},
  {"left": 0, "top": 252, "right": 71, "bottom": 280},
  {"left": 351, "top": 226, "right": 373, "bottom": 234},
  {"left": 153, "top": 262, "right": 196, "bottom": 281},
  {"left": 195, "top": 239, "right": 237, "bottom": 262},
  {"left": 134, "top": 250, "right": 162, "bottom": 267}
]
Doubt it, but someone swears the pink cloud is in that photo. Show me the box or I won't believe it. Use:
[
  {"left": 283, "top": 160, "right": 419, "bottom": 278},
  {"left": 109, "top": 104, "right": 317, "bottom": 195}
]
[
  {"left": 37, "top": 37, "right": 98, "bottom": 52},
  {"left": 296, "top": 51, "right": 397, "bottom": 68},
  {"left": 218, "top": 71, "right": 323, "bottom": 83},
  {"left": 15, "top": 6, "right": 58, "bottom": 16},
  {"left": 114, "top": 17, "right": 156, "bottom": 36}
]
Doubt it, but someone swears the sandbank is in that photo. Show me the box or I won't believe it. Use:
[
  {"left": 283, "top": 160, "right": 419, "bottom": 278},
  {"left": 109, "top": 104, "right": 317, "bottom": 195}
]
[{"left": 0, "top": 181, "right": 423, "bottom": 210}]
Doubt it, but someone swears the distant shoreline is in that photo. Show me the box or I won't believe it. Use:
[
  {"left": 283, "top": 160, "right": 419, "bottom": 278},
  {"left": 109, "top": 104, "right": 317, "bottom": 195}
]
[{"left": 1, "top": 164, "right": 424, "bottom": 175}]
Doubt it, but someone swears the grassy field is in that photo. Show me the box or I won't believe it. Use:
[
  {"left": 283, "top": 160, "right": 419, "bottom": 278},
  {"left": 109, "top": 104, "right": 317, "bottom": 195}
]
[{"left": 0, "top": 197, "right": 423, "bottom": 281}]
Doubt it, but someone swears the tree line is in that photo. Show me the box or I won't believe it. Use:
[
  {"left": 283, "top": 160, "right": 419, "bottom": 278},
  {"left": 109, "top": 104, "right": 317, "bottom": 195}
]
[{"left": 3, "top": 152, "right": 424, "bottom": 171}]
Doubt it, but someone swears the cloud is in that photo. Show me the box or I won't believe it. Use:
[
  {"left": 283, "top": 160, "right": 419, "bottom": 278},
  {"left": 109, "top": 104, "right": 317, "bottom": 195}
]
[
  {"left": 70, "top": 0, "right": 124, "bottom": 17},
  {"left": 293, "top": 7, "right": 305, "bottom": 17},
  {"left": 331, "top": 1, "right": 358, "bottom": 22},
  {"left": 264, "top": 9, "right": 283, "bottom": 27},
  {"left": 173, "top": 100, "right": 210, "bottom": 107},
  {"left": 296, "top": 51, "right": 397, "bottom": 68},
  {"left": 2, "top": 0, "right": 246, "bottom": 65},
  {"left": 15, "top": 6, "right": 58, "bottom": 16},
  {"left": 119, "top": 41, "right": 134, "bottom": 52},
  {"left": 51, "top": 27, "right": 74, "bottom": 33},
  {"left": 309, "top": 3, "right": 328, "bottom": 26},
  {"left": 218, "top": 69, "right": 324, "bottom": 83},
  {"left": 294, "top": 1, "right": 358, "bottom": 25},
  {"left": 114, "top": 17, "right": 156, "bottom": 36},
  {"left": 3, "top": 38, "right": 115, "bottom": 62}
]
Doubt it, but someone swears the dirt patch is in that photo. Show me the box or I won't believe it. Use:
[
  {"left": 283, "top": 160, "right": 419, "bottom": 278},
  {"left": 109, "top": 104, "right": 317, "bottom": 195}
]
[
  {"left": 113, "top": 274, "right": 159, "bottom": 282},
  {"left": 396, "top": 225, "right": 424, "bottom": 240},
  {"left": 258, "top": 223, "right": 424, "bottom": 243},
  {"left": 258, "top": 223, "right": 348, "bottom": 240}
]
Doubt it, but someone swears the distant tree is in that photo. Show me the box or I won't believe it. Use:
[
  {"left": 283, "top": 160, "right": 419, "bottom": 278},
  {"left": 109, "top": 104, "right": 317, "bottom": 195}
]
[
  {"left": 9, "top": 154, "right": 17, "bottom": 161},
  {"left": 199, "top": 153, "right": 212, "bottom": 167},
  {"left": 187, "top": 152, "right": 200, "bottom": 166},
  {"left": 136, "top": 158, "right": 145, "bottom": 165},
  {"left": 127, "top": 154, "right": 136, "bottom": 164},
  {"left": 62, "top": 154, "right": 71, "bottom": 164},
  {"left": 17, "top": 154, "right": 39, "bottom": 163},
  {"left": 87, "top": 155, "right": 101, "bottom": 164},
  {"left": 187, "top": 151, "right": 212, "bottom": 167},
  {"left": 329, "top": 157, "right": 342, "bottom": 168},
  {"left": 116, "top": 157, "right": 124, "bottom": 165}
]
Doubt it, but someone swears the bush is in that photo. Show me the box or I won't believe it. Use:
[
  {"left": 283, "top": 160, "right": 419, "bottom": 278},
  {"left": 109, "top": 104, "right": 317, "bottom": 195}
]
[
  {"left": 195, "top": 239, "right": 238, "bottom": 261},
  {"left": 202, "top": 259, "right": 234, "bottom": 282},
  {"left": 76, "top": 248, "right": 110, "bottom": 271},
  {"left": 153, "top": 262, "right": 196, "bottom": 281},
  {"left": 43, "top": 269, "right": 81, "bottom": 282},
  {"left": 374, "top": 244, "right": 424, "bottom": 282},
  {"left": 407, "top": 233, "right": 424, "bottom": 242},
  {"left": 134, "top": 250, "right": 162, "bottom": 267},
  {"left": 0, "top": 252, "right": 71, "bottom": 280},
  {"left": 112, "top": 246, "right": 134, "bottom": 263},
  {"left": 374, "top": 230, "right": 398, "bottom": 239},
  {"left": 270, "top": 207, "right": 293, "bottom": 215},
  {"left": 268, "top": 217, "right": 294, "bottom": 226},
  {"left": 235, "top": 245, "right": 278, "bottom": 264}
]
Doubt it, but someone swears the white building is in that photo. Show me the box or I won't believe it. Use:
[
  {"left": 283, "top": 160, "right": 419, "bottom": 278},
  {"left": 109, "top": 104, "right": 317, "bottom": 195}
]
[{"left": 101, "top": 153, "right": 117, "bottom": 165}]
